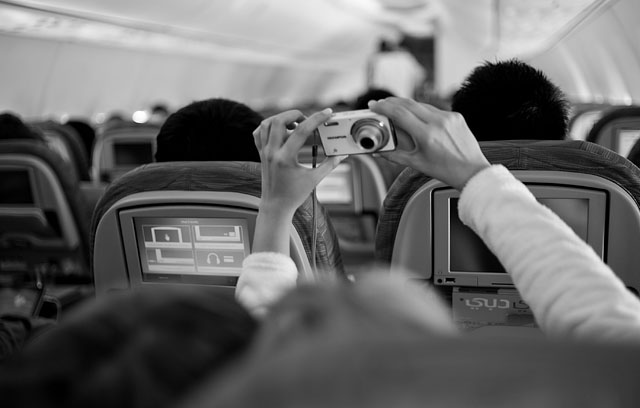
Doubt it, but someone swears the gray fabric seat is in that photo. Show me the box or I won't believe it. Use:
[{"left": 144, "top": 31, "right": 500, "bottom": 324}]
[
  {"left": 586, "top": 106, "right": 640, "bottom": 155},
  {"left": 0, "top": 139, "right": 92, "bottom": 282},
  {"left": 376, "top": 139, "right": 640, "bottom": 265},
  {"left": 91, "top": 161, "right": 345, "bottom": 292}
]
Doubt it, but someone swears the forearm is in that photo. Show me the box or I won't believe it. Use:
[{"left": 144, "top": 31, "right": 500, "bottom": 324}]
[
  {"left": 236, "top": 203, "right": 298, "bottom": 317},
  {"left": 252, "top": 203, "right": 295, "bottom": 255},
  {"left": 459, "top": 165, "right": 640, "bottom": 341}
]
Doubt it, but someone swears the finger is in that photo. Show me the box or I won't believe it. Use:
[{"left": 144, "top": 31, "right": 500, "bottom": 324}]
[
  {"left": 371, "top": 98, "right": 442, "bottom": 125},
  {"left": 283, "top": 108, "right": 333, "bottom": 156},
  {"left": 393, "top": 128, "right": 417, "bottom": 153},
  {"left": 253, "top": 126, "right": 261, "bottom": 150},
  {"left": 368, "top": 100, "right": 429, "bottom": 146},
  {"left": 255, "top": 118, "right": 272, "bottom": 152},
  {"left": 310, "top": 155, "right": 347, "bottom": 185},
  {"left": 379, "top": 148, "right": 415, "bottom": 168},
  {"left": 264, "top": 110, "right": 306, "bottom": 149}
]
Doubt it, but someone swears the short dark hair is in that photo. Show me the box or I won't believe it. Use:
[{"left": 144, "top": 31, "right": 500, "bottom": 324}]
[
  {"left": 0, "top": 112, "right": 43, "bottom": 141},
  {"left": 451, "top": 59, "right": 569, "bottom": 141},
  {"left": 155, "top": 98, "right": 263, "bottom": 162}
]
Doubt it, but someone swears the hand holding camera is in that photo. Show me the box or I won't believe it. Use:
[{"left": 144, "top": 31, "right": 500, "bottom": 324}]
[
  {"left": 316, "top": 109, "right": 397, "bottom": 156},
  {"left": 368, "top": 97, "right": 490, "bottom": 191}
]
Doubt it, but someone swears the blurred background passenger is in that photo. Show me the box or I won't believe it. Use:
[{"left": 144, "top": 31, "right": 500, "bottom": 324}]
[
  {"left": 0, "top": 112, "right": 44, "bottom": 141},
  {"left": 182, "top": 329, "right": 640, "bottom": 408},
  {"left": 66, "top": 118, "right": 97, "bottom": 166},
  {"left": 148, "top": 103, "right": 171, "bottom": 126},
  {"left": 248, "top": 273, "right": 457, "bottom": 359},
  {"left": 155, "top": 98, "right": 263, "bottom": 162},
  {"left": 0, "top": 287, "right": 257, "bottom": 408},
  {"left": 451, "top": 59, "right": 569, "bottom": 141}
]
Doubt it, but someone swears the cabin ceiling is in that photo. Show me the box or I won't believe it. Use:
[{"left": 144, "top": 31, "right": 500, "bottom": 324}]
[{"left": 0, "top": 0, "right": 636, "bottom": 118}]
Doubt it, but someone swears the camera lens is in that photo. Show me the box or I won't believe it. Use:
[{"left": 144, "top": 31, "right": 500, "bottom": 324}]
[{"left": 351, "top": 118, "right": 389, "bottom": 152}]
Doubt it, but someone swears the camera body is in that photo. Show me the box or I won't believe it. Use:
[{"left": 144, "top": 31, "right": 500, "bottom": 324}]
[{"left": 317, "top": 109, "right": 396, "bottom": 156}]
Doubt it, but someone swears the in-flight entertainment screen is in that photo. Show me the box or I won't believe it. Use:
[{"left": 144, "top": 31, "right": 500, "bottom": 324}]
[{"left": 134, "top": 217, "right": 250, "bottom": 284}]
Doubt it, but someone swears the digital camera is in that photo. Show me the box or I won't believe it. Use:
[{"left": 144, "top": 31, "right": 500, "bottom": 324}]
[{"left": 317, "top": 109, "right": 396, "bottom": 156}]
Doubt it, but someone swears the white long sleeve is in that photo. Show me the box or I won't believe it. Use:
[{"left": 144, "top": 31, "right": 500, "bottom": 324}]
[
  {"left": 235, "top": 252, "right": 298, "bottom": 317},
  {"left": 459, "top": 165, "right": 640, "bottom": 342}
]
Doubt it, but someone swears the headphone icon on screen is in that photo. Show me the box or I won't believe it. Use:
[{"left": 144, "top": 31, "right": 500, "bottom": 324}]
[{"left": 206, "top": 253, "right": 221, "bottom": 265}]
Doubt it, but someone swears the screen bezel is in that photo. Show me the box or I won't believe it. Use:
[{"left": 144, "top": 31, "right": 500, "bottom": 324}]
[
  {"left": 432, "top": 184, "right": 607, "bottom": 287},
  {"left": 119, "top": 205, "right": 255, "bottom": 287}
]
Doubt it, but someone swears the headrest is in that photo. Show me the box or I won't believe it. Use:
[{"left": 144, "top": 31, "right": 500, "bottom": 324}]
[
  {"left": 33, "top": 121, "right": 91, "bottom": 181},
  {"left": 91, "top": 161, "right": 345, "bottom": 277},
  {"left": 376, "top": 139, "right": 640, "bottom": 264},
  {"left": 587, "top": 106, "right": 640, "bottom": 143},
  {"left": 0, "top": 139, "right": 91, "bottom": 247}
]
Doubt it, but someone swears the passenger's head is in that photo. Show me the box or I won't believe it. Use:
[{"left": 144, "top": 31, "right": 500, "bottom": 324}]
[
  {"left": 182, "top": 274, "right": 640, "bottom": 408},
  {"left": 251, "top": 272, "right": 457, "bottom": 358},
  {"left": 149, "top": 103, "right": 171, "bottom": 125},
  {"left": 184, "top": 333, "right": 640, "bottom": 408},
  {"left": 155, "top": 98, "right": 263, "bottom": 162},
  {"left": 65, "top": 119, "right": 96, "bottom": 164},
  {"left": 0, "top": 112, "right": 43, "bottom": 141},
  {"left": 451, "top": 59, "right": 569, "bottom": 141},
  {"left": 0, "top": 287, "right": 257, "bottom": 408},
  {"left": 353, "top": 88, "right": 395, "bottom": 110}
]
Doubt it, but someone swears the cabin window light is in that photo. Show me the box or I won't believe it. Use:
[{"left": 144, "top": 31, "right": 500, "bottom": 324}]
[{"left": 132, "top": 110, "right": 150, "bottom": 124}]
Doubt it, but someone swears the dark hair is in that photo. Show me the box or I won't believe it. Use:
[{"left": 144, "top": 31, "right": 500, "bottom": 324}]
[
  {"left": 66, "top": 119, "right": 96, "bottom": 165},
  {"left": 155, "top": 98, "right": 263, "bottom": 162},
  {"left": 0, "top": 287, "right": 257, "bottom": 408},
  {"left": 353, "top": 88, "right": 395, "bottom": 110},
  {"left": 451, "top": 59, "right": 569, "bottom": 141},
  {"left": 0, "top": 112, "right": 43, "bottom": 141}
]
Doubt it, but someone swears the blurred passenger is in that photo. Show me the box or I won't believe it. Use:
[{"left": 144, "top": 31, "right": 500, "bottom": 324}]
[
  {"left": 0, "top": 287, "right": 257, "bottom": 408},
  {"left": 155, "top": 98, "right": 263, "bottom": 162},
  {"left": 183, "top": 316, "right": 640, "bottom": 408},
  {"left": 451, "top": 59, "right": 569, "bottom": 141},
  {"left": 0, "top": 112, "right": 43, "bottom": 141},
  {"left": 66, "top": 119, "right": 97, "bottom": 166},
  {"left": 148, "top": 103, "right": 171, "bottom": 126},
  {"left": 102, "top": 111, "right": 128, "bottom": 131},
  {"left": 247, "top": 272, "right": 456, "bottom": 361},
  {"left": 238, "top": 98, "right": 640, "bottom": 342}
]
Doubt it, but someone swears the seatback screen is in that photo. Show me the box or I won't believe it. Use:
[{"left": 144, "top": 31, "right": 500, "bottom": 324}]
[
  {"left": 0, "top": 170, "right": 34, "bottom": 204},
  {"left": 449, "top": 198, "right": 589, "bottom": 273},
  {"left": 134, "top": 217, "right": 250, "bottom": 284},
  {"left": 114, "top": 143, "right": 153, "bottom": 166}
]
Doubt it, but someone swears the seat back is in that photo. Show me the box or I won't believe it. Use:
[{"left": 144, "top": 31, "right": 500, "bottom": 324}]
[
  {"left": 586, "top": 106, "right": 640, "bottom": 156},
  {"left": 376, "top": 140, "right": 640, "bottom": 332},
  {"left": 0, "top": 140, "right": 91, "bottom": 282},
  {"left": 32, "top": 121, "right": 91, "bottom": 181},
  {"left": 91, "top": 124, "right": 158, "bottom": 183},
  {"left": 568, "top": 108, "right": 605, "bottom": 140},
  {"left": 91, "top": 161, "right": 344, "bottom": 296},
  {"left": 626, "top": 138, "right": 640, "bottom": 168},
  {"left": 298, "top": 146, "right": 401, "bottom": 275}
]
